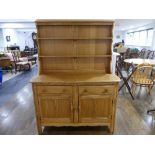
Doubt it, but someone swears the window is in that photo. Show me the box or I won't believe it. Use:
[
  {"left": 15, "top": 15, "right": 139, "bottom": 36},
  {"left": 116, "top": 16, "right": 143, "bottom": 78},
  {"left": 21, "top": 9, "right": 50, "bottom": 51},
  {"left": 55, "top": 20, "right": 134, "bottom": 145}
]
[
  {"left": 146, "top": 29, "right": 153, "bottom": 46},
  {"left": 126, "top": 28, "right": 154, "bottom": 46}
]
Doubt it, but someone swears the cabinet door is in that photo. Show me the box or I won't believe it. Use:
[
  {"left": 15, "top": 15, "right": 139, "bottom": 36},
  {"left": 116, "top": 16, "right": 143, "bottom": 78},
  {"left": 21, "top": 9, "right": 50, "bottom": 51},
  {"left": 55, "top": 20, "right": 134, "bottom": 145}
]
[
  {"left": 38, "top": 94, "right": 73, "bottom": 124},
  {"left": 79, "top": 86, "right": 114, "bottom": 123},
  {"left": 79, "top": 94, "right": 113, "bottom": 123},
  {"left": 37, "top": 86, "right": 73, "bottom": 124}
]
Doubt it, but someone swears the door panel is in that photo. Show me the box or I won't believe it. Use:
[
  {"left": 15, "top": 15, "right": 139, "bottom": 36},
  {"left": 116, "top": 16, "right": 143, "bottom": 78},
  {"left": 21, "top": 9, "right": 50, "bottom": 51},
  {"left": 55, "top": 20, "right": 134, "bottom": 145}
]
[
  {"left": 79, "top": 94, "right": 113, "bottom": 123},
  {"left": 38, "top": 94, "right": 73, "bottom": 123}
]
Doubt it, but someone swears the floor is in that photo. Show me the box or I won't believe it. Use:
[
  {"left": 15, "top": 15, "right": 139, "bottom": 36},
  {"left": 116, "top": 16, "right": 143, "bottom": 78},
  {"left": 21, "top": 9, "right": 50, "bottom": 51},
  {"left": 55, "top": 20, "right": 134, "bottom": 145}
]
[
  {"left": 0, "top": 66, "right": 155, "bottom": 134},
  {"left": 0, "top": 65, "right": 37, "bottom": 106},
  {"left": 3, "top": 71, "right": 22, "bottom": 82}
]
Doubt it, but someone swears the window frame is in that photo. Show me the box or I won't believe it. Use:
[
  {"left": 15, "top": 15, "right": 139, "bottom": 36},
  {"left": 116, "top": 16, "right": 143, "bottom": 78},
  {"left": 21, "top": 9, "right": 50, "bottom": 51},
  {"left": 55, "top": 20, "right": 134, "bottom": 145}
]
[{"left": 126, "top": 28, "right": 154, "bottom": 46}]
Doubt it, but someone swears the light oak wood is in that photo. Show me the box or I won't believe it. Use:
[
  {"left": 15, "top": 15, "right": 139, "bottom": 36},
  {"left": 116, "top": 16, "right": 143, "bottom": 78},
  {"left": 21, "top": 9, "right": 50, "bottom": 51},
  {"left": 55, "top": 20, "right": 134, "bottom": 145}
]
[
  {"left": 32, "top": 20, "right": 120, "bottom": 134},
  {"left": 38, "top": 94, "right": 73, "bottom": 123}
]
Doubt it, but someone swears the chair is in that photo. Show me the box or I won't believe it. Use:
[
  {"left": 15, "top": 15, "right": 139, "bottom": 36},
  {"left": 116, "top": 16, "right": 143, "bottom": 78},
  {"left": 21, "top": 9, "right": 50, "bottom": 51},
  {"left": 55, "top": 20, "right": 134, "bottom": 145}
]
[
  {"left": 129, "top": 48, "right": 139, "bottom": 58},
  {"left": 116, "top": 56, "right": 136, "bottom": 99},
  {"left": 147, "top": 50, "right": 155, "bottom": 59},
  {"left": 147, "top": 69, "right": 155, "bottom": 116},
  {"left": 20, "top": 51, "right": 37, "bottom": 64},
  {"left": 130, "top": 64, "right": 154, "bottom": 97},
  {"left": 11, "top": 51, "right": 32, "bottom": 73},
  {"left": 138, "top": 48, "right": 147, "bottom": 59}
]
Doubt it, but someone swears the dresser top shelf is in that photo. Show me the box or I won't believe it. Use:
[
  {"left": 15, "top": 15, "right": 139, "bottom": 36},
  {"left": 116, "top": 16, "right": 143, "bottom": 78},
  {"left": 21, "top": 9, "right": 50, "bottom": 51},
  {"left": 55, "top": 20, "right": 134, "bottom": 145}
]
[
  {"left": 31, "top": 73, "right": 120, "bottom": 85},
  {"left": 36, "top": 20, "right": 114, "bottom": 25}
]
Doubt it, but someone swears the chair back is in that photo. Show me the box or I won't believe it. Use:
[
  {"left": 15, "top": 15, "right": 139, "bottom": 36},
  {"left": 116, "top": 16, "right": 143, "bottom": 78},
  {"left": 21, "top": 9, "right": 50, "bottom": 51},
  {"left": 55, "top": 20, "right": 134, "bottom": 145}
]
[
  {"left": 138, "top": 48, "right": 147, "bottom": 58},
  {"left": 147, "top": 50, "right": 155, "bottom": 59},
  {"left": 132, "top": 64, "right": 153, "bottom": 81},
  {"left": 11, "top": 50, "right": 21, "bottom": 62}
]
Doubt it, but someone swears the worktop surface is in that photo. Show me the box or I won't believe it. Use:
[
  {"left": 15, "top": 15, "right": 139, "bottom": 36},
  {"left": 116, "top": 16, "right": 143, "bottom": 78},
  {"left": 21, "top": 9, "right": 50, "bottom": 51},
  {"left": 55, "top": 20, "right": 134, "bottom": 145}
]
[{"left": 31, "top": 73, "right": 120, "bottom": 85}]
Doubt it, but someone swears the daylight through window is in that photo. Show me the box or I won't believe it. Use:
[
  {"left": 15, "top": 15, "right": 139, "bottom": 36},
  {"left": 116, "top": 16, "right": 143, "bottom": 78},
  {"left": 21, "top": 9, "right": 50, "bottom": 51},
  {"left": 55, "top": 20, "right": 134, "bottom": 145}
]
[{"left": 126, "top": 28, "right": 154, "bottom": 46}]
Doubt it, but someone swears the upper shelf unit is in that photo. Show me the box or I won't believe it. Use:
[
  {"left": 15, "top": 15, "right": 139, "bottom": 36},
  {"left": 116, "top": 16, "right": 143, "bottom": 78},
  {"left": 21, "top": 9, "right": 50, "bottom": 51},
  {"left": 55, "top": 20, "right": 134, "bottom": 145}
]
[
  {"left": 37, "top": 25, "right": 113, "bottom": 39},
  {"left": 36, "top": 20, "right": 114, "bottom": 74},
  {"left": 38, "top": 39, "right": 112, "bottom": 56}
]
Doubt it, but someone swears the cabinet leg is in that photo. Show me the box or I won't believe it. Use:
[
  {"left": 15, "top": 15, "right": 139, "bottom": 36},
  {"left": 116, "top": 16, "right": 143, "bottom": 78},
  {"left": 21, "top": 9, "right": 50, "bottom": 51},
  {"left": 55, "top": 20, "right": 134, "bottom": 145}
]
[
  {"left": 37, "top": 125, "right": 42, "bottom": 135},
  {"left": 109, "top": 130, "right": 114, "bottom": 135},
  {"left": 36, "top": 120, "right": 42, "bottom": 135},
  {"left": 109, "top": 126, "right": 114, "bottom": 135}
]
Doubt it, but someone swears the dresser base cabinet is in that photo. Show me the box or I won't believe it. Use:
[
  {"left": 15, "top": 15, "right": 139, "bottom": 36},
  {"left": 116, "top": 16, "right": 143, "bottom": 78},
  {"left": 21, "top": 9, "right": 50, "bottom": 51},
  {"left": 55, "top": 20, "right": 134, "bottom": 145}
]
[{"left": 32, "top": 76, "right": 119, "bottom": 135}]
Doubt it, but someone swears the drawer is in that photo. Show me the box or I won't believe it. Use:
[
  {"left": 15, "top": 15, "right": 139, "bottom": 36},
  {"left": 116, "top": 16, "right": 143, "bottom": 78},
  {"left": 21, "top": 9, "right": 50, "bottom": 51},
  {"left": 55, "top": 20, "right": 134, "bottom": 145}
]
[
  {"left": 37, "top": 86, "right": 72, "bottom": 94},
  {"left": 79, "top": 86, "right": 114, "bottom": 95}
]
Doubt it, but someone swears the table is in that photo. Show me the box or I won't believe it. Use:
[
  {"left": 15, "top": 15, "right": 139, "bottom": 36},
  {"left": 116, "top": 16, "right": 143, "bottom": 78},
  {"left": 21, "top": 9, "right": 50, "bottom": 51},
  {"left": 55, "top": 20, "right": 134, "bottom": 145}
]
[
  {"left": 0, "top": 57, "right": 11, "bottom": 68},
  {"left": 124, "top": 58, "right": 155, "bottom": 65}
]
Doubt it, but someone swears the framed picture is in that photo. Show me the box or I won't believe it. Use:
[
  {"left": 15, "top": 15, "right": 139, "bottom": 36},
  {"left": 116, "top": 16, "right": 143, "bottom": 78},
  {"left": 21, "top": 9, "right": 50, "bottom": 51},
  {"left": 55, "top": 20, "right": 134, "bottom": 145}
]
[{"left": 6, "top": 36, "right": 11, "bottom": 42}]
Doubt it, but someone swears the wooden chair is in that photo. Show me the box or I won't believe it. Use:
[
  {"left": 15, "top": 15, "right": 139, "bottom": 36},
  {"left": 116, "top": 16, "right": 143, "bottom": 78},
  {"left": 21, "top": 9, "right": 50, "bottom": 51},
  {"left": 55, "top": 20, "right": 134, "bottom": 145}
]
[
  {"left": 11, "top": 51, "right": 31, "bottom": 73},
  {"left": 138, "top": 48, "right": 147, "bottom": 59},
  {"left": 147, "top": 50, "right": 155, "bottom": 59},
  {"left": 130, "top": 64, "right": 154, "bottom": 97}
]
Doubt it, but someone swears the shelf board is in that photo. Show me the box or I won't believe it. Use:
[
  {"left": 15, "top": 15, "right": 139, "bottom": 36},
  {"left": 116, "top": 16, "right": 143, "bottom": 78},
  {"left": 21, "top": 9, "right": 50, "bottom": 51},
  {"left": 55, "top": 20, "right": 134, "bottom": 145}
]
[
  {"left": 37, "top": 37, "right": 113, "bottom": 40},
  {"left": 39, "top": 55, "right": 111, "bottom": 58},
  {"left": 39, "top": 55, "right": 75, "bottom": 58}
]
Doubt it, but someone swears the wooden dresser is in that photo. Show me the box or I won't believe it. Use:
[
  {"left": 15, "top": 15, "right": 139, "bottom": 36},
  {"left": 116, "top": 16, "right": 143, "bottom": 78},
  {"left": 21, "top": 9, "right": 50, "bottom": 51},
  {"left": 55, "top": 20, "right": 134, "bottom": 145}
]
[{"left": 31, "top": 20, "right": 120, "bottom": 134}]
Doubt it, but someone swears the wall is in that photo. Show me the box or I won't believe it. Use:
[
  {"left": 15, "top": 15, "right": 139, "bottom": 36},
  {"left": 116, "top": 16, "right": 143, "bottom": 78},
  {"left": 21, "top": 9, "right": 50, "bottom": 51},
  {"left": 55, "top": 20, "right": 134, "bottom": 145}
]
[
  {"left": 113, "top": 30, "right": 125, "bottom": 44},
  {"left": 2, "top": 29, "right": 18, "bottom": 49},
  {"left": 16, "top": 30, "right": 36, "bottom": 50},
  {"left": 0, "top": 29, "right": 4, "bottom": 51},
  {"left": 1, "top": 28, "right": 36, "bottom": 51}
]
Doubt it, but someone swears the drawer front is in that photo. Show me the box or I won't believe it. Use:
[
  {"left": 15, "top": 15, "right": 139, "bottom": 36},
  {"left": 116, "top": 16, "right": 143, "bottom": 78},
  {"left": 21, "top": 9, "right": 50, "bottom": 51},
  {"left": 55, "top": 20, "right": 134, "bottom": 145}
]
[
  {"left": 37, "top": 86, "right": 72, "bottom": 94},
  {"left": 79, "top": 86, "right": 114, "bottom": 95}
]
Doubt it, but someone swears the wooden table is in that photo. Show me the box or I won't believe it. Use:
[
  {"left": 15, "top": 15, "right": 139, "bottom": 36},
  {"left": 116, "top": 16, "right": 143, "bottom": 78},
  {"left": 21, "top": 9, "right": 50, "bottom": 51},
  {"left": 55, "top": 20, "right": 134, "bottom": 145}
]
[
  {"left": 0, "top": 57, "right": 11, "bottom": 68},
  {"left": 124, "top": 58, "right": 155, "bottom": 65}
]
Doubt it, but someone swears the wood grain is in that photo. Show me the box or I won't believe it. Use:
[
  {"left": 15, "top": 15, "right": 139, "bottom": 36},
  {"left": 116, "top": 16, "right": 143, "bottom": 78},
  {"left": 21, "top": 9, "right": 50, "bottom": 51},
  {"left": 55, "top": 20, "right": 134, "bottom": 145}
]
[{"left": 32, "top": 20, "right": 120, "bottom": 134}]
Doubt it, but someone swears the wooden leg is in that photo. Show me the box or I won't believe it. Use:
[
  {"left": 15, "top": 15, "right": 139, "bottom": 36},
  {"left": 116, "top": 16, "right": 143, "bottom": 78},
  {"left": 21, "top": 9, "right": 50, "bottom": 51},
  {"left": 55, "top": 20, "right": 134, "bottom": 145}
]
[
  {"left": 133, "top": 84, "right": 136, "bottom": 97},
  {"left": 131, "top": 83, "right": 133, "bottom": 94},
  {"left": 148, "top": 85, "right": 152, "bottom": 95},
  {"left": 37, "top": 122, "right": 42, "bottom": 135},
  {"left": 109, "top": 126, "right": 114, "bottom": 135},
  {"left": 131, "top": 83, "right": 136, "bottom": 98},
  {"left": 38, "top": 127, "right": 42, "bottom": 135},
  {"left": 116, "top": 64, "right": 134, "bottom": 99}
]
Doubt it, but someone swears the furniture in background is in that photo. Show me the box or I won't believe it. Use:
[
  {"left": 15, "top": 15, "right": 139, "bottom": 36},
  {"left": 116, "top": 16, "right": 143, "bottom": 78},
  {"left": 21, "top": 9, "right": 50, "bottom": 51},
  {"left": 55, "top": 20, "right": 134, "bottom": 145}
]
[
  {"left": 11, "top": 51, "right": 32, "bottom": 73},
  {"left": 20, "top": 51, "right": 37, "bottom": 64},
  {"left": 138, "top": 48, "right": 147, "bottom": 59},
  {"left": 0, "top": 54, "right": 13, "bottom": 73},
  {"left": 7, "top": 45, "right": 20, "bottom": 51},
  {"left": 124, "top": 58, "right": 155, "bottom": 66},
  {"left": 31, "top": 20, "right": 120, "bottom": 134},
  {"left": 130, "top": 64, "right": 154, "bottom": 97},
  {"left": 146, "top": 50, "right": 155, "bottom": 59},
  {"left": 116, "top": 58, "right": 135, "bottom": 100}
]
